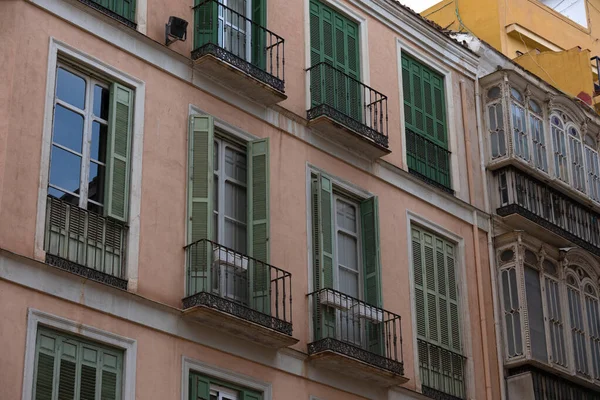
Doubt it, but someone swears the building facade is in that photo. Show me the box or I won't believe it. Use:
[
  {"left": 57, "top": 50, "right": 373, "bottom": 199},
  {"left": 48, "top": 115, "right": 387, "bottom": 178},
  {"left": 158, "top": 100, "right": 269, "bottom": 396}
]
[
  {"left": 465, "top": 33, "right": 600, "bottom": 399},
  {"left": 0, "top": 0, "right": 501, "bottom": 399}
]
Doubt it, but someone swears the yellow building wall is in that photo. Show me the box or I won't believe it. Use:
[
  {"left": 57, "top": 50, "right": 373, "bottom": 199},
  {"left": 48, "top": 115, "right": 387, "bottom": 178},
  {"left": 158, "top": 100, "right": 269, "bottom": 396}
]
[{"left": 515, "top": 47, "right": 594, "bottom": 103}]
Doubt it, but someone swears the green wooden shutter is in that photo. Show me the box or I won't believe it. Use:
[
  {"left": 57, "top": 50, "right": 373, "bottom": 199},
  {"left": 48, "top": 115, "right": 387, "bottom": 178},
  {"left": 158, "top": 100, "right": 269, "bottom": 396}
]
[
  {"left": 94, "top": 0, "right": 136, "bottom": 21},
  {"left": 251, "top": 0, "right": 267, "bottom": 70},
  {"left": 311, "top": 173, "right": 335, "bottom": 340},
  {"left": 248, "top": 138, "right": 270, "bottom": 313},
  {"left": 243, "top": 389, "right": 263, "bottom": 400},
  {"left": 189, "top": 372, "right": 210, "bottom": 400},
  {"left": 361, "top": 196, "right": 383, "bottom": 355},
  {"left": 187, "top": 115, "right": 215, "bottom": 294},
  {"left": 34, "top": 331, "right": 57, "bottom": 400},
  {"left": 57, "top": 339, "right": 78, "bottom": 399},
  {"left": 105, "top": 83, "right": 133, "bottom": 222},
  {"left": 194, "top": 0, "right": 218, "bottom": 49},
  {"left": 412, "top": 227, "right": 461, "bottom": 351},
  {"left": 101, "top": 351, "right": 122, "bottom": 400}
]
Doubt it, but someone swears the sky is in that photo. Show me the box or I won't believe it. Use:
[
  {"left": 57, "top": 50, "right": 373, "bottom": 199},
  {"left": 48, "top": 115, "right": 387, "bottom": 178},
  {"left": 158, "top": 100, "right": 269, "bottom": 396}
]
[{"left": 398, "top": 0, "right": 440, "bottom": 12}]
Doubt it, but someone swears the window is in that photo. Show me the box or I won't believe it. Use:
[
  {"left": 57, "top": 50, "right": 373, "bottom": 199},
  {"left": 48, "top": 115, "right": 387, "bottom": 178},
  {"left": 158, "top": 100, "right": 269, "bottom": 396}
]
[
  {"left": 567, "top": 273, "right": 590, "bottom": 377},
  {"left": 44, "top": 63, "right": 133, "bottom": 281},
  {"left": 551, "top": 114, "right": 569, "bottom": 182},
  {"left": 186, "top": 115, "right": 269, "bottom": 306},
  {"left": 585, "top": 284, "right": 600, "bottom": 380},
  {"left": 402, "top": 53, "right": 450, "bottom": 189},
  {"left": 511, "top": 89, "right": 529, "bottom": 161},
  {"left": 586, "top": 146, "right": 600, "bottom": 202},
  {"left": 529, "top": 100, "right": 548, "bottom": 172},
  {"left": 310, "top": 172, "right": 382, "bottom": 350},
  {"left": 33, "top": 328, "right": 123, "bottom": 400},
  {"left": 487, "top": 87, "right": 506, "bottom": 159},
  {"left": 412, "top": 226, "right": 465, "bottom": 399},
  {"left": 189, "top": 371, "right": 262, "bottom": 400},
  {"left": 568, "top": 126, "right": 586, "bottom": 193},
  {"left": 539, "top": 0, "right": 588, "bottom": 28}
]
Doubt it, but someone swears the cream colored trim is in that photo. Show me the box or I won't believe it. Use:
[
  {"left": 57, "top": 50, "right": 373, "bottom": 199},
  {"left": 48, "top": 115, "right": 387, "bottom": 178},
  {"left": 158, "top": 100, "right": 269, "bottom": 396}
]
[
  {"left": 396, "top": 37, "right": 461, "bottom": 195},
  {"left": 34, "top": 38, "right": 145, "bottom": 292},
  {"left": 182, "top": 357, "right": 272, "bottom": 400},
  {"left": 505, "top": 24, "right": 563, "bottom": 52},
  {"left": 405, "top": 211, "right": 474, "bottom": 398},
  {"left": 21, "top": 309, "right": 137, "bottom": 400}
]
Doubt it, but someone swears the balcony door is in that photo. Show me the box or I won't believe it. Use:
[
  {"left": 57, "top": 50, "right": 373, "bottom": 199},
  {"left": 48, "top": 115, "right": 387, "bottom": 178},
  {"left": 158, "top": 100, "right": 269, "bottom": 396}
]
[
  {"left": 218, "top": 0, "right": 252, "bottom": 62},
  {"left": 309, "top": 1, "right": 361, "bottom": 120}
]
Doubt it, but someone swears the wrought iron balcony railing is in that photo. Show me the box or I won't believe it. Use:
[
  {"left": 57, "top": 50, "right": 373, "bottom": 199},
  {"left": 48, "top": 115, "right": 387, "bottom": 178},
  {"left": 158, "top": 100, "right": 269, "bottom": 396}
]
[
  {"left": 307, "top": 288, "right": 404, "bottom": 376},
  {"left": 307, "top": 62, "right": 389, "bottom": 148},
  {"left": 183, "top": 239, "right": 293, "bottom": 336},
  {"left": 496, "top": 166, "right": 600, "bottom": 257},
  {"left": 44, "top": 196, "right": 128, "bottom": 289},
  {"left": 79, "top": 0, "right": 137, "bottom": 28},
  {"left": 406, "top": 127, "right": 452, "bottom": 193},
  {"left": 418, "top": 339, "right": 467, "bottom": 400},
  {"left": 192, "top": 0, "right": 285, "bottom": 92}
]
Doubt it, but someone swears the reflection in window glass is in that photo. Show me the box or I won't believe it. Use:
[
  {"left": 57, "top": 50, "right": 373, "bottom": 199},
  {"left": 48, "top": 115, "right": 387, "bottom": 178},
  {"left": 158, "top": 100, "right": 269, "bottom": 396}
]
[
  {"left": 93, "top": 85, "right": 110, "bottom": 120},
  {"left": 49, "top": 146, "right": 81, "bottom": 195},
  {"left": 56, "top": 67, "right": 86, "bottom": 109},
  {"left": 53, "top": 104, "right": 84, "bottom": 153}
]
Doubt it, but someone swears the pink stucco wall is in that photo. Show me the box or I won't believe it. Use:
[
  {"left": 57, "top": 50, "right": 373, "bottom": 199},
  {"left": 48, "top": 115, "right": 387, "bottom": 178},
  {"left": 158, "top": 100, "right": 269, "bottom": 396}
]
[{"left": 0, "top": 0, "right": 498, "bottom": 398}]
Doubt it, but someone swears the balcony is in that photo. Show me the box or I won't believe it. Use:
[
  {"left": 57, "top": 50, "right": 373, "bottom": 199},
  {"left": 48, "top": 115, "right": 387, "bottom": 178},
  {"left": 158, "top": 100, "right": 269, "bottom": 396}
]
[
  {"left": 78, "top": 0, "right": 137, "bottom": 29},
  {"left": 406, "top": 128, "right": 453, "bottom": 194},
  {"left": 44, "top": 196, "right": 128, "bottom": 290},
  {"left": 307, "top": 63, "right": 390, "bottom": 159},
  {"left": 182, "top": 239, "right": 297, "bottom": 348},
  {"left": 507, "top": 366, "right": 600, "bottom": 400},
  {"left": 192, "top": 0, "right": 286, "bottom": 105},
  {"left": 307, "top": 289, "right": 406, "bottom": 386},
  {"left": 495, "top": 166, "right": 600, "bottom": 257},
  {"left": 418, "top": 339, "right": 467, "bottom": 400}
]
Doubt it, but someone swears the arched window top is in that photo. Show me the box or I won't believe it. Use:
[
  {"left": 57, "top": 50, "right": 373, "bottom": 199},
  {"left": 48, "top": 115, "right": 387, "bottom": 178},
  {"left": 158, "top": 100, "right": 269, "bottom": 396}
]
[
  {"left": 543, "top": 259, "right": 558, "bottom": 276},
  {"left": 585, "top": 283, "right": 598, "bottom": 297},
  {"left": 524, "top": 249, "right": 538, "bottom": 267},
  {"left": 529, "top": 99, "right": 542, "bottom": 115},
  {"left": 551, "top": 114, "right": 564, "bottom": 128},
  {"left": 488, "top": 86, "right": 501, "bottom": 100},
  {"left": 511, "top": 88, "right": 523, "bottom": 103},
  {"left": 568, "top": 126, "right": 580, "bottom": 139},
  {"left": 566, "top": 272, "right": 580, "bottom": 288},
  {"left": 499, "top": 248, "right": 515, "bottom": 265}
]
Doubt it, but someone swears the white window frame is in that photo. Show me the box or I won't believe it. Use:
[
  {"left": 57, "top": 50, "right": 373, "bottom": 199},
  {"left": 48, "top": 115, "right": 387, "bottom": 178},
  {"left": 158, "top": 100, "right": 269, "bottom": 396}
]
[
  {"left": 550, "top": 113, "right": 569, "bottom": 183},
  {"left": 585, "top": 145, "right": 600, "bottom": 202},
  {"left": 21, "top": 309, "right": 137, "bottom": 400},
  {"left": 529, "top": 107, "right": 548, "bottom": 173},
  {"left": 509, "top": 89, "right": 530, "bottom": 162},
  {"left": 332, "top": 194, "right": 363, "bottom": 299},
  {"left": 485, "top": 86, "right": 507, "bottom": 160},
  {"left": 567, "top": 124, "right": 587, "bottom": 193},
  {"left": 35, "top": 38, "right": 145, "bottom": 291},
  {"left": 218, "top": 0, "right": 253, "bottom": 63},
  {"left": 50, "top": 62, "right": 110, "bottom": 211},
  {"left": 181, "top": 357, "right": 272, "bottom": 400}
]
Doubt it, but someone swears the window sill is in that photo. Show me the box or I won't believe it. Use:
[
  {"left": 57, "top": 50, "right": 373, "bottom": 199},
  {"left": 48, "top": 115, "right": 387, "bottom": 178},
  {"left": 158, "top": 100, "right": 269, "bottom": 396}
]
[{"left": 408, "top": 169, "right": 454, "bottom": 195}]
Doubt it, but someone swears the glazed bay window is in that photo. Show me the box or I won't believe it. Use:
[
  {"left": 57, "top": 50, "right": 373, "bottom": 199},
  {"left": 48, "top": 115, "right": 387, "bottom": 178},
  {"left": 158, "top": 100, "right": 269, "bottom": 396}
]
[
  {"left": 498, "top": 241, "right": 600, "bottom": 384},
  {"left": 487, "top": 86, "right": 506, "bottom": 159},
  {"left": 568, "top": 126, "right": 586, "bottom": 193},
  {"left": 403, "top": 53, "right": 451, "bottom": 191},
  {"left": 32, "top": 328, "right": 123, "bottom": 400},
  {"left": 586, "top": 145, "right": 600, "bottom": 202},
  {"left": 529, "top": 100, "right": 547, "bottom": 172},
  {"left": 412, "top": 226, "right": 466, "bottom": 399},
  {"left": 44, "top": 64, "right": 133, "bottom": 288},
  {"left": 510, "top": 89, "right": 529, "bottom": 161},
  {"left": 551, "top": 114, "right": 569, "bottom": 183}
]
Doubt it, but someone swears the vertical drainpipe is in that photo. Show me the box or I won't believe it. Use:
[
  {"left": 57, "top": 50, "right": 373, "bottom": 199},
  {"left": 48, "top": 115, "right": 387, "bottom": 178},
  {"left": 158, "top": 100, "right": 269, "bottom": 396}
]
[
  {"left": 473, "top": 71, "right": 507, "bottom": 400},
  {"left": 460, "top": 80, "right": 493, "bottom": 400}
]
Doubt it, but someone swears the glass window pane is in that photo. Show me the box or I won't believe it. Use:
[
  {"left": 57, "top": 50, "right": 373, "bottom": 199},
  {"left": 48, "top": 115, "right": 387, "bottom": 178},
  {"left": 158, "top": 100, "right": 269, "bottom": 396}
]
[
  {"left": 525, "top": 266, "right": 548, "bottom": 362},
  {"left": 339, "top": 268, "right": 359, "bottom": 298},
  {"left": 53, "top": 105, "right": 84, "bottom": 153},
  {"left": 49, "top": 146, "right": 81, "bottom": 195},
  {"left": 214, "top": 141, "right": 219, "bottom": 171},
  {"left": 224, "top": 218, "right": 246, "bottom": 253},
  {"left": 91, "top": 122, "right": 108, "bottom": 163},
  {"left": 93, "top": 85, "right": 109, "bottom": 119},
  {"left": 56, "top": 68, "right": 86, "bottom": 109},
  {"left": 88, "top": 162, "right": 106, "bottom": 208},
  {"left": 336, "top": 200, "right": 357, "bottom": 233},
  {"left": 48, "top": 186, "right": 79, "bottom": 205},
  {"left": 224, "top": 181, "right": 246, "bottom": 223},
  {"left": 337, "top": 232, "right": 358, "bottom": 271}
]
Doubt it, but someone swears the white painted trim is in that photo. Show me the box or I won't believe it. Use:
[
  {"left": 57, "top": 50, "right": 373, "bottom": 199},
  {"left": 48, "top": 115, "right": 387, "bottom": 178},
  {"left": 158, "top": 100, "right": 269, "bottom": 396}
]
[
  {"left": 396, "top": 37, "right": 461, "bottom": 195},
  {"left": 135, "top": 0, "right": 147, "bottom": 34},
  {"left": 21, "top": 308, "right": 137, "bottom": 400},
  {"left": 405, "top": 211, "right": 474, "bottom": 398},
  {"left": 34, "top": 38, "right": 145, "bottom": 292},
  {"left": 303, "top": 0, "right": 371, "bottom": 112},
  {"left": 182, "top": 357, "right": 272, "bottom": 400}
]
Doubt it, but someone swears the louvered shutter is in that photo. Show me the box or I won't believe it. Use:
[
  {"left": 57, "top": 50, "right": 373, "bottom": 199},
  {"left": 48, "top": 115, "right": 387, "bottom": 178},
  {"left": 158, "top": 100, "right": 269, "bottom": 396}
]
[
  {"left": 309, "top": 1, "right": 323, "bottom": 107},
  {"left": 57, "top": 339, "right": 78, "bottom": 399},
  {"left": 402, "top": 56, "right": 414, "bottom": 129},
  {"left": 187, "top": 115, "right": 215, "bottom": 294},
  {"left": 248, "top": 138, "right": 270, "bottom": 313},
  {"left": 243, "top": 389, "right": 263, "bottom": 400},
  {"left": 105, "top": 83, "right": 133, "bottom": 222},
  {"left": 311, "top": 173, "right": 335, "bottom": 340},
  {"left": 251, "top": 0, "right": 266, "bottom": 70},
  {"left": 34, "top": 331, "right": 57, "bottom": 400},
  {"left": 194, "top": 0, "right": 218, "bottom": 49},
  {"left": 101, "top": 351, "right": 121, "bottom": 400},
  {"left": 361, "top": 196, "right": 383, "bottom": 355},
  {"left": 189, "top": 372, "right": 210, "bottom": 400}
]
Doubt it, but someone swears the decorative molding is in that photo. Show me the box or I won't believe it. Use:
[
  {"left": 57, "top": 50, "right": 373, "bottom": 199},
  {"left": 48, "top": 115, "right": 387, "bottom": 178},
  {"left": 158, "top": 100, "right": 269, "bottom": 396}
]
[
  {"left": 21, "top": 309, "right": 137, "bottom": 400},
  {"left": 45, "top": 254, "right": 128, "bottom": 290}
]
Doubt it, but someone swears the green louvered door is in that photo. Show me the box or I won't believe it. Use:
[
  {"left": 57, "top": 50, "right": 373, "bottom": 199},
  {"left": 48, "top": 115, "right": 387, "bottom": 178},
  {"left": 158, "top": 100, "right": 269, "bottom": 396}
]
[
  {"left": 92, "top": 0, "right": 136, "bottom": 22},
  {"left": 412, "top": 226, "right": 464, "bottom": 396},
  {"left": 251, "top": 0, "right": 266, "bottom": 70},
  {"left": 309, "top": 1, "right": 361, "bottom": 120},
  {"left": 194, "top": 0, "right": 219, "bottom": 50},
  {"left": 311, "top": 173, "right": 335, "bottom": 340},
  {"left": 189, "top": 372, "right": 263, "bottom": 400},
  {"left": 33, "top": 328, "right": 123, "bottom": 400},
  {"left": 402, "top": 53, "right": 450, "bottom": 189},
  {"left": 189, "top": 372, "right": 210, "bottom": 400},
  {"left": 106, "top": 83, "right": 133, "bottom": 222},
  {"left": 361, "top": 196, "right": 383, "bottom": 355},
  {"left": 187, "top": 115, "right": 215, "bottom": 295},
  {"left": 248, "top": 138, "right": 270, "bottom": 314}
]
